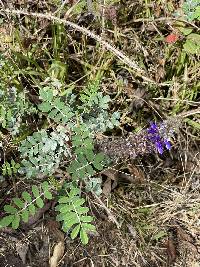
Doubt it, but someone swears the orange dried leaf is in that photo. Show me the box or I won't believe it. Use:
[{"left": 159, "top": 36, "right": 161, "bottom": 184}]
[{"left": 165, "top": 33, "right": 179, "bottom": 44}]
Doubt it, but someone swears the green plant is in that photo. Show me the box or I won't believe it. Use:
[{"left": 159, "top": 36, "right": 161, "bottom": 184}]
[
  {"left": 0, "top": 181, "right": 53, "bottom": 229},
  {"left": 0, "top": 87, "right": 36, "bottom": 135},
  {"left": 183, "top": 33, "right": 200, "bottom": 54},
  {"left": 85, "top": 177, "right": 102, "bottom": 196},
  {"left": 1, "top": 159, "right": 20, "bottom": 176},
  {"left": 182, "top": 0, "right": 200, "bottom": 21},
  {"left": 0, "top": 181, "right": 96, "bottom": 245},
  {"left": 0, "top": 56, "right": 37, "bottom": 135},
  {"left": 38, "top": 79, "right": 120, "bottom": 133},
  {"left": 177, "top": 23, "right": 200, "bottom": 54},
  {"left": 68, "top": 125, "right": 108, "bottom": 181},
  {"left": 19, "top": 126, "right": 71, "bottom": 178},
  {"left": 56, "top": 186, "right": 96, "bottom": 244},
  {"left": 79, "top": 80, "right": 120, "bottom": 132},
  {"left": 38, "top": 86, "right": 74, "bottom": 125},
  {"left": 0, "top": 75, "right": 115, "bottom": 244}
]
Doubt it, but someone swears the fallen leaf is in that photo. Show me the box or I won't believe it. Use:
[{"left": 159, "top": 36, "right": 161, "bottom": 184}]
[
  {"left": 129, "top": 87, "right": 146, "bottom": 112},
  {"left": 166, "top": 237, "right": 177, "bottom": 264},
  {"left": 165, "top": 33, "right": 179, "bottom": 44},
  {"left": 176, "top": 226, "right": 198, "bottom": 254},
  {"left": 176, "top": 226, "right": 194, "bottom": 243},
  {"left": 101, "top": 169, "right": 118, "bottom": 181},
  {"left": 49, "top": 241, "right": 65, "bottom": 267},
  {"left": 46, "top": 220, "right": 65, "bottom": 242},
  {"left": 127, "top": 164, "right": 145, "bottom": 183},
  {"left": 101, "top": 169, "right": 119, "bottom": 196},
  {"left": 102, "top": 177, "right": 112, "bottom": 196}
]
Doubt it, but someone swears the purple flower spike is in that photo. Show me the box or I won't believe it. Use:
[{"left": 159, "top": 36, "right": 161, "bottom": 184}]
[
  {"left": 97, "top": 118, "right": 178, "bottom": 160},
  {"left": 146, "top": 122, "right": 172, "bottom": 154}
]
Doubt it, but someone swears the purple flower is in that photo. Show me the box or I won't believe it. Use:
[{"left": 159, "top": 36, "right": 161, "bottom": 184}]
[
  {"left": 164, "top": 140, "right": 171, "bottom": 150},
  {"left": 156, "top": 141, "right": 163, "bottom": 154},
  {"left": 146, "top": 122, "right": 172, "bottom": 154}
]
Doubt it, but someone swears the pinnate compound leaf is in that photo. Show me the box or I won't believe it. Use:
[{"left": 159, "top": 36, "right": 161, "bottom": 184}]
[
  {"left": 56, "top": 187, "right": 95, "bottom": 244},
  {"left": 19, "top": 128, "right": 70, "bottom": 178}
]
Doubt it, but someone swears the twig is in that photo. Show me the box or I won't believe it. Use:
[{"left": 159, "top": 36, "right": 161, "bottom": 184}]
[
  {"left": 92, "top": 192, "right": 120, "bottom": 228},
  {"left": 176, "top": 107, "right": 200, "bottom": 118}
]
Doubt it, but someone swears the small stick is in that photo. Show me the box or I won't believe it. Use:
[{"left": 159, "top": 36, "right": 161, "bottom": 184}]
[
  {"left": 92, "top": 192, "right": 120, "bottom": 228},
  {"left": 176, "top": 107, "right": 200, "bottom": 118}
]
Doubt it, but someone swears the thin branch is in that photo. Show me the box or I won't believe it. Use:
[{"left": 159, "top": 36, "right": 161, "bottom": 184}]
[
  {"left": 176, "top": 107, "right": 200, "bottom": 118},
  {"left": 92, "top": 192, "right": 121, "bottom": 228}
]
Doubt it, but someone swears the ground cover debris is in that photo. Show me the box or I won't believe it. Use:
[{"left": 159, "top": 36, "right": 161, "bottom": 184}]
[{"left": 0, "top": 1, "right": 199, "bottom": 266}]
